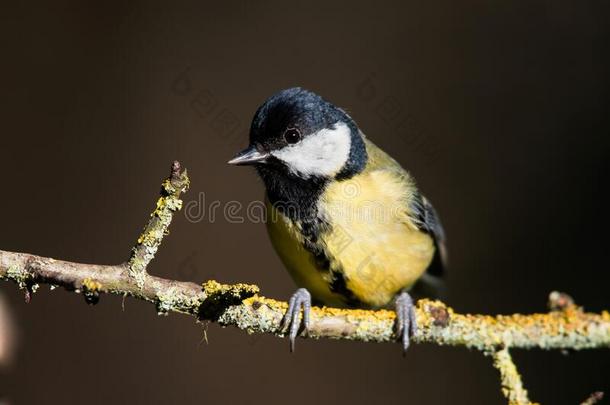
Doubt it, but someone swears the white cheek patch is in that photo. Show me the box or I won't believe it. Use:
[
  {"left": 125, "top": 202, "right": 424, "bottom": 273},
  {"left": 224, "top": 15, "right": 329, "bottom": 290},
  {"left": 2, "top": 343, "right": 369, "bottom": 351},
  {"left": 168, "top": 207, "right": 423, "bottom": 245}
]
[{"left": 271, "top": 122, "right": 352, "bottom": 178}]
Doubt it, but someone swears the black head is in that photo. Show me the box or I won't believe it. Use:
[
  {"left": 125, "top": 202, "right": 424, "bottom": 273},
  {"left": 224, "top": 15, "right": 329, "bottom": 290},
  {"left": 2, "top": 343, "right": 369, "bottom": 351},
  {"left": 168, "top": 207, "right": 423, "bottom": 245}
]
[{"left": 228, "top": 88, "right": 367, "bottom": 181}]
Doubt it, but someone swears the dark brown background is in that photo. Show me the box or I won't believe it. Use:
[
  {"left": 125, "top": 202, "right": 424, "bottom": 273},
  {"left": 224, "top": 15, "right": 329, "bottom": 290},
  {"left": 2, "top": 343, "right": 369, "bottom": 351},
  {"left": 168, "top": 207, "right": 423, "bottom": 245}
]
[{"left": 1, "top": 1, "right": 609, "bottom": 404}]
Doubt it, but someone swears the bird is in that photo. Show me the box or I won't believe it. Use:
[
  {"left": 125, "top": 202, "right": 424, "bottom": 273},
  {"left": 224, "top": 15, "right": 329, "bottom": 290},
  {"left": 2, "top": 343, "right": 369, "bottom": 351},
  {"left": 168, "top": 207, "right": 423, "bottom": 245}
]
[{"left": 228, "top": 87, "right": 447, "bottom": 353}]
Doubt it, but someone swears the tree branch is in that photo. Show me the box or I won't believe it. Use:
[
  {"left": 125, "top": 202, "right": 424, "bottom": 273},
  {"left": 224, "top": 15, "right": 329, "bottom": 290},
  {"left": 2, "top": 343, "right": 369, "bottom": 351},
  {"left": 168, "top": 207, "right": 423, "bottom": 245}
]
[
  {"left": 0, "top": 161, "right": 608, "bottom": 404},
  {"left": 489, "top": 347, "right": 533, "bottom": 405}
]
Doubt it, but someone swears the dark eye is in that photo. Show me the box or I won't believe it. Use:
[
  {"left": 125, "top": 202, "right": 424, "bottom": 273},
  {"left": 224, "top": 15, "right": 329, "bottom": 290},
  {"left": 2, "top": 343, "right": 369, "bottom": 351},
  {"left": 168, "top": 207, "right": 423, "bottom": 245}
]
[{"left": 283, "top": 128, "right": 301, "bottom": 144}]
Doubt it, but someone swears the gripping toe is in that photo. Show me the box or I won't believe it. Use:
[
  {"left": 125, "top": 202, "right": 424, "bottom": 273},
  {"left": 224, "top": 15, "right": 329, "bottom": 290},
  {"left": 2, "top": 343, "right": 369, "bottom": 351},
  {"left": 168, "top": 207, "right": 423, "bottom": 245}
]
[
  {"left": 395, "top": 291, "right": 418, "bottom": 354},
  {"left": 281, "top": 288, "right": 312, "bottom": 352}
]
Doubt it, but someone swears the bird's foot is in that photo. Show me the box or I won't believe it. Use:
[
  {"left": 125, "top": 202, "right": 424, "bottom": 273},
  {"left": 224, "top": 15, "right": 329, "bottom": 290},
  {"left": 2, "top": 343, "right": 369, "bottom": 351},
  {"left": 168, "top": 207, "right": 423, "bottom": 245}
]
[
  {"left": 395, "top": 291, "right": 418, "bottom": 354},
  {"left": 281, "top": 288, "right": 311, "bottom": 352}
]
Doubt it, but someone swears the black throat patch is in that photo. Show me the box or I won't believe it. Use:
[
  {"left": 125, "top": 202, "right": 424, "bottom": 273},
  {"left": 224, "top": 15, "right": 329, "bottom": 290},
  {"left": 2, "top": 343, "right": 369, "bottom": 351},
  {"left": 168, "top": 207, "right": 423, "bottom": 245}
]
[
  {"left": 258, "top": 162, "right": 333, "bottom": 266},
  {"left": 257, "top": 162, "right": 327, "bottom": 222}
]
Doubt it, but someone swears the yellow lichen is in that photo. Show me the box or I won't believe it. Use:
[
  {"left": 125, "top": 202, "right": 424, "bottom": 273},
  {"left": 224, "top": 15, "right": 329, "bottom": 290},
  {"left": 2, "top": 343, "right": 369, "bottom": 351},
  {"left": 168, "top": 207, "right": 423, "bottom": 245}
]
[
  {"left": 82, "top": 278, "right": 102, "bottom": 292},
  {"left": 127, "top": 168, "right": 189, "bottom": 287},
  {"left": 491, "top": 348, "right": 534, "bottom": 405},
  {"left": 202, "top": 280, "right": 260, "bottom": 299}
]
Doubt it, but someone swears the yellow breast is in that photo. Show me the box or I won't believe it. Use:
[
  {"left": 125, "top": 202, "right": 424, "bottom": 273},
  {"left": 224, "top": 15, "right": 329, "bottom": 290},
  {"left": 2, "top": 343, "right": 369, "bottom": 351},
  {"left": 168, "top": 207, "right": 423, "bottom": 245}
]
[
  {"left": 318, "top": 170, "right": 435, "bottom": 307},
  {"left": 265, "top": 170, "right": 435, "bottom": 309}
]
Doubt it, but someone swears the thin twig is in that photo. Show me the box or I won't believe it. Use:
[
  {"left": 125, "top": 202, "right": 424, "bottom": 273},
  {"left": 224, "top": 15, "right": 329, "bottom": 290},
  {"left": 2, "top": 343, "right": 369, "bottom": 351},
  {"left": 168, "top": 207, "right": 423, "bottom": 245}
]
[
  {"left": 581, "top": 392, "right": 604, "bottom": 405},
  {"left": 490, "top": 347, "right": 533, "bottom": 405},
  {"left": 127, "top": 160, "right": 189, "bottom": 287}
]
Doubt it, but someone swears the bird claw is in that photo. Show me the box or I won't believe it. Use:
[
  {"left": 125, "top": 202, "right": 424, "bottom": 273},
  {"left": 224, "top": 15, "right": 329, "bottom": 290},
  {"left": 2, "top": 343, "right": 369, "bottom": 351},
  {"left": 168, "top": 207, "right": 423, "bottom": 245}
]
[
  {"left": 395, "top": 291, "right": 418, "bottom": 354},
  {"left": 281, "top": 288, "right": 311, "bottom": 352}
]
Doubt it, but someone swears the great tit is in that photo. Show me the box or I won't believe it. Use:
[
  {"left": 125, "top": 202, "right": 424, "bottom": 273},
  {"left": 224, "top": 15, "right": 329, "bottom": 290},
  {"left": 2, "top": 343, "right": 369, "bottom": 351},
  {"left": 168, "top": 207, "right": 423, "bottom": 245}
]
[{"left": 229, "top": 88, "right": 447, "bottom": 352}]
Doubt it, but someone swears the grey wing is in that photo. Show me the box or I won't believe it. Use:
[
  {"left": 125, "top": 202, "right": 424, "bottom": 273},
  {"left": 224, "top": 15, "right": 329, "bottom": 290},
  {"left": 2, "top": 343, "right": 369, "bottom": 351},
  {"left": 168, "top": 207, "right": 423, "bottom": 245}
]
[{"left": 410, "top": 193, "right": 447, "bottom": 277}]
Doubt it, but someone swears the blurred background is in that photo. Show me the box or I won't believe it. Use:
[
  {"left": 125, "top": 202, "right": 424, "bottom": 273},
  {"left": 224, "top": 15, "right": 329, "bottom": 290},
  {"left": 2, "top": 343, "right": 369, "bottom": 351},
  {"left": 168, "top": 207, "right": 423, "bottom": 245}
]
[{"left": 1, "top": 1, "right": 609, "bottom": 404}]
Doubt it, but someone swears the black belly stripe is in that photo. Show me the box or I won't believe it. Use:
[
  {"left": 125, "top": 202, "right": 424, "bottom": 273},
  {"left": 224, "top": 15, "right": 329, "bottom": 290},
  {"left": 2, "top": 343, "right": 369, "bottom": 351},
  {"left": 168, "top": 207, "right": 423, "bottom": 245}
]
[
  {"left": 299, "top": 217, "right": 332, "bottom": 272},
  {"left": 329, "top": 270, "right": 363, "bottom": 308},
  {"left": 258, "top": 163, "right": 366, "bottom": 307},
  {"left": 299, "top": 217, "right": 363, "bottom": 307},
  {"left": 312, "top": 250, "right": 331, "bottom": 271}
]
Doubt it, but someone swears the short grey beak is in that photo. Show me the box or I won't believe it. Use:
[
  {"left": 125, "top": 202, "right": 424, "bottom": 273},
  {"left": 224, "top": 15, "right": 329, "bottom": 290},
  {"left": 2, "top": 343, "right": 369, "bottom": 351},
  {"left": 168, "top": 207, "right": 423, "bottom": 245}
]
[{"left": 227, "top": 146, "right": 269, "bottom": 166}]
